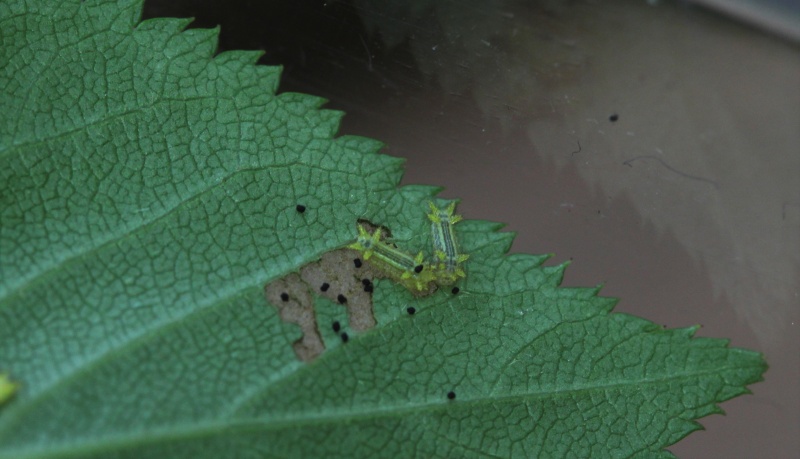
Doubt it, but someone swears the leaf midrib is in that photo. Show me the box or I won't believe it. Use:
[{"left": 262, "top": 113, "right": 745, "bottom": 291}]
[{"left": 0, "top": 365, "right": 752, "bottom": 459}]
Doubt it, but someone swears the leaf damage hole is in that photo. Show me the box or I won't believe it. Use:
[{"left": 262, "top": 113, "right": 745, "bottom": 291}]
[
  {"left": 264, "top": 273, "right": 322, "bottom": 362},
  {"left": 265, "top": 247, "right": 381, "bottom": 361},
  {"left": 265, "top": 221, "right": 439, "bottom": 362},
  {"left": 300, "top": 249, "right": 378, "bottom": 331}
]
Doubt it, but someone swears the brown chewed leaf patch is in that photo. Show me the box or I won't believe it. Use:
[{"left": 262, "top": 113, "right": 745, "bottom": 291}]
[
  {"left": 264, "top": 273, "right": 321, "bottom": 362},
  {"left": 300, "top": 249, "right": 378, "bottom": 331},
  {"left": 265, "top": 247, "right": 383, "bottom": 361},
  {"left": 265, "top": 222, "right": 438, "bottom": 361}
]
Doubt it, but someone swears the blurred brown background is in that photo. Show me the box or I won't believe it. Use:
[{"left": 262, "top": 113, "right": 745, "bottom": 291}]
[{"left": 143, "top": 1, "right": 800, "bottom": 457}]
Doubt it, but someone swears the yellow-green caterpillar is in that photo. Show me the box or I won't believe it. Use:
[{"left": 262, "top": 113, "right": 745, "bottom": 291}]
[
  {"left": 427, "top": 201, "right": 469, "bottom": 285},
  {"left": 349, "top": 225, "right": 437, "bottom": 292},
  {"left": 349, "top": 201, "right": 468, "bottom": 294},
  {"left": 0, "top": 373, "right": 18, "bottom": 405}
]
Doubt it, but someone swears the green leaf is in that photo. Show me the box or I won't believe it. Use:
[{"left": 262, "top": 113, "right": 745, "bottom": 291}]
[{"left": 0, "top": 1, "right": 766, "bottom": 458}]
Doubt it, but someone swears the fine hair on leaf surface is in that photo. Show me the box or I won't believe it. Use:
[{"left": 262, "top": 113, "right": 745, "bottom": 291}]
[{"left": 0, "top": 1, "right": 767, "bottom": 458}]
